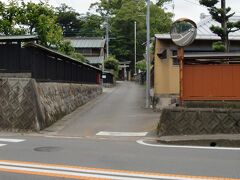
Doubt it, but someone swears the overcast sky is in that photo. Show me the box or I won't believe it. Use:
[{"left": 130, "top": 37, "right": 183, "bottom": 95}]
[{"left": 2, "top": 0, "right": 239, "bottom": 23}]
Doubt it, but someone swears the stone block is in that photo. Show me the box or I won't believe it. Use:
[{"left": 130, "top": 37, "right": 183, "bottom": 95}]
[
  {"left": 0, "top": 77, "right": 102, "bottom": 131},
  {"left": 158, "top": 107, "right": 240, "bottom": 136}
]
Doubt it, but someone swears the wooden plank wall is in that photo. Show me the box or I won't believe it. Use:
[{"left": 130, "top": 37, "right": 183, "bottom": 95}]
[{"left": 183, "top": 64, "right": 240, "bottom": 100}]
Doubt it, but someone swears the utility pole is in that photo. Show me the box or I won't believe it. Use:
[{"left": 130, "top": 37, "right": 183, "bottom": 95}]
[
  {"left": 134, "top": 21, "right": 137, "bottom": 75},
  {"left": 146, "top": 0, "right": 151, "bottom": 108},
  {"left": 103, "top": 16, "right": 109, "bottom": 73},
  {"left": 106, "top": 16, "right": 109, "bottom": 59}
]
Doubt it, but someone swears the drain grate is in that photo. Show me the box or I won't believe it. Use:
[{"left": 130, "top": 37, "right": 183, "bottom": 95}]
[
  {"left": 210, "top": 142, "right": 217, "bottom": 147},
  {"left": 34, "top": 146, "right": 62, "bottom": 152}
]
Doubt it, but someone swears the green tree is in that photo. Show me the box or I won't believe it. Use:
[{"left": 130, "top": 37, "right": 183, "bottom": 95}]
[
  {"left": 59, "top": 41, "right": 75, "bottom": 55},
  {"left": 55, "top": 4, "right": 82, "bottom": 37},
  {"left": 70, "top": 52, "right": 86, "bottom": 63},
  {"left": 200, "top": 0, "right": 240, "bottom": 52},
  {"left": 20, "top": 1, "right": 55, "bottom": 34},
  {"left": 0, "top": 1, "right": 85, "bottom": 63},
  {"left": 156, "top": 0, "right": 172, "bottom": 6},
  {"left": 19, "top": 1, "right": 64, "bottom": 48},
  {"left": 104, "top": 55, "right": 119, "bottom": 78},
  {"left": 136, "top": 59, "right": 146, "bottom": 72},
  {"left": 36, "top": 15, "right": 63, "bottom": 47},
  {"left": 150, "top": 3, "right": 173, "bottom": 36},
  {"left": 90, "top": 0, "right": 172, "bottom": 74},
  {"left": 0, "top": 0, "right": 25, "bottom": 35},
  {"left": 109, "top": 0, "right": 146, "bottom": 63},
  {"left": 90, "top": 0, "right": 123, "bottom": 16},
  {"left": 79, "top": 13, "right": 104, "bottom": 37},
  {"left": 58, "top": 41, "right": 87, "bottom": 63}
]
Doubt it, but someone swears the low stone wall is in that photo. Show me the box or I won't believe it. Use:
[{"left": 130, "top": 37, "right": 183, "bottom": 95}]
[
  {"left": 158, "top": 107, "right": 240, "bottom": 136},
  {"left": 0, "top": 78, "right": 38, "bottom": 131},
  {"left": 184, "top": 100, "right": 240, "bottom": 109},
  {"left": 0, "top": 77, "right": 102, "bottom": 131}
]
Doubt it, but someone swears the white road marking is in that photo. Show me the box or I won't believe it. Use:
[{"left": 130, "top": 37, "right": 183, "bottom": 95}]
[
  {"left": 96, "top": 131, "right": 148, "bottom": 137},
  {"left": 0, "top": 138, "right": 25, "bottom": 149},
  {"left": 0, "top": 138, "right": 25, "bottom": 143},
  {"left": 137, "top": 139, "right": 240, "bottom": 151},
  {"left": 0, "top": 161, "right": 222, "bottom": 180}
]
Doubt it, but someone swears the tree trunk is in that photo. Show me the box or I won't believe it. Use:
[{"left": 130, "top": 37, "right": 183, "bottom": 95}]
[{"left": 221, "top": 0, "right": 229, "bottom": 52}]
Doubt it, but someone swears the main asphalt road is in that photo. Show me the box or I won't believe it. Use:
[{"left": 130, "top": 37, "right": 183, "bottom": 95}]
[{"left": 0, "top": 81, "right": 240, "bottom": 180}]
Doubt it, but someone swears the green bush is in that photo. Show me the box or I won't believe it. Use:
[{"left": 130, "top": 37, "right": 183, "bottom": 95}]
[
  {"left": 104, "top": 55, "right": 119, "bottom": 78},
  {"left": 59, "top": 41, "right": 87, "bottom": 63},
  {"left": 136, "top": 59, "right": 146, "bottom": 72}
]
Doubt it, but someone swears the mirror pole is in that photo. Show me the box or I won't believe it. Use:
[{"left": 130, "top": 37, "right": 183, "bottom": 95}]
[{"left": 178, "top": 47, "right": 184, "bottom": 106}]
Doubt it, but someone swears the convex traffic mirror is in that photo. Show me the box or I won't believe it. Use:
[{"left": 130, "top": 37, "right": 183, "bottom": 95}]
[{"left": 170, "top": 18, "right": 197, "bottom": 47}]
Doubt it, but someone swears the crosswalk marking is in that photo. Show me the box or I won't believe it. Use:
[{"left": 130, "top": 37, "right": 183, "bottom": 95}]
[
  {"left": 96, "top": 131, "right": 148, "bottom": 137},
  {"left": 0, "top": 138, "right": 25, "bottom": 143},
  {"left": 0, "top": 144, "right": 6, "bottom": 147}
]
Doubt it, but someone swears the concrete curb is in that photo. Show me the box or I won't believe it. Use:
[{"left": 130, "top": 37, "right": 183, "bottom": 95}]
[{"left": 158, "top": 134, "right": 240, "bottom": 142}]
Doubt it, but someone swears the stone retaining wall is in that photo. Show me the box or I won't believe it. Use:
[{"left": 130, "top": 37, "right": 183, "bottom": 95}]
[
  {"left": 0, "top": 78, "right": 102, "bottom": 131},
  {"left": 158, "top": 107, "right": 240, "bottom": 136}
]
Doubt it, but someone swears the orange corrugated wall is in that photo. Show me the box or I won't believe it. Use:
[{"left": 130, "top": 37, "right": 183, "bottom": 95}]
[{"left": 183, "top": 64, "right": 240, "bottom": 100}]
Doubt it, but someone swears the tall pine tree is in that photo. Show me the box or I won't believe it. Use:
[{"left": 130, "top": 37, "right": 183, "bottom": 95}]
[{"left": 200, "top": 0, "right": 240, "bottom": 52}]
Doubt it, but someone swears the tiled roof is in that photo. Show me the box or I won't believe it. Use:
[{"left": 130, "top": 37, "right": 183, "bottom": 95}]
[
  {"left": 155, "top": 15, "right": 240, "bottom": 40},
  {"left": 24, "top": 43, "right": 101, "bottom": 72},
  {"left": 0, "top": 35, "right": 38, "bottom": 42},
  {"left": 65, "top": 37, "right": 106, "bottom": 48}
]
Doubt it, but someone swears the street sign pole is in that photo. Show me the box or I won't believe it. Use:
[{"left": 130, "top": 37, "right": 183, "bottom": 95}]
[
  {"left": 178, "top": 47, "right": 184, "bottom": 106},
  {"left": 170, "top": 18, "right": 197, "bottom": 107}
]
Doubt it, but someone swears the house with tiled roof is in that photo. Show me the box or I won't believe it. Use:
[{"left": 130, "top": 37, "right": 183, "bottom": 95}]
[
  {"left": 153, "top": 15, "right": 240, "bottom": 109},
  {"left": 65, "top": 37, "right": 106, "bottom": 68}
]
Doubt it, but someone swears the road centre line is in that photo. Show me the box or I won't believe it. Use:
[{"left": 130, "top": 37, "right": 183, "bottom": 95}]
[
  {"left": 0, "top": 161, "right": 171, "bottom": 180},
  {"left": 0, "top": 166, "right": 107, "bottom": 180},
  {"left": 0, "top": 160, "right": 238, "bottom": 180},
  {"left": 137, "top": 139, "right": 240, "bottom": 151},
  {"left": 96, "top": 131, "right": 148, "bottom": 137},
  {"left": 0, "top": 138, "right": 25, "bottom": 143}
]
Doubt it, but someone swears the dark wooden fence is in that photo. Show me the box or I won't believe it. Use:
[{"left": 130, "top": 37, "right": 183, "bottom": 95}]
[
  {"left": 0, "top": 43, "right": 101, "bottom": 84},
  {"left": 103, "top": 71, "right": 114, "bottom": 84}
]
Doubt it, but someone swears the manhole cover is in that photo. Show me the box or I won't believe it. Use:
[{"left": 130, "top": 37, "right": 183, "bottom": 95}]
[{"left": 34, "top": 146, "right": 62, "bottom": 152}]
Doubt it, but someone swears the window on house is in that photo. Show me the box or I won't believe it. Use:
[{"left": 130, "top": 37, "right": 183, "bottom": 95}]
[{"left": 157, "top": 49, "right": 167, "bottom": 59}]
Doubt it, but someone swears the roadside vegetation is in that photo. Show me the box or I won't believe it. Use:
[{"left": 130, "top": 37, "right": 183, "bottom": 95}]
[
  {"left": 104, "top": 56, "right": 119, "bottom": 78},
  {"left": 0, "top": 0, "right": 172, "bottom": 68}
]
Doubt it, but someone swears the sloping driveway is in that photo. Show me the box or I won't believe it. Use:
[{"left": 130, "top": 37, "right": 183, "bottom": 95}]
[{"left": 43, "top": 81, "right": 160, "bottom": 137}]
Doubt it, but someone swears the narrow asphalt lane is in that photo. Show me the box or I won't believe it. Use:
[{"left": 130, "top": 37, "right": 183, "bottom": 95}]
[{"left": 45, "top": 81, "right": 159, "bottom": 137}]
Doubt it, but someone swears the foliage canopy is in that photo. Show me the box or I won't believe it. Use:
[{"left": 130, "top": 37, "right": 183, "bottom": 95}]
[
  {"left": 0, "top": 0, "right": 173, "bottom": 67},
  {"left": 0, "top": 1, "right": 86, "bottom": 62}
]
